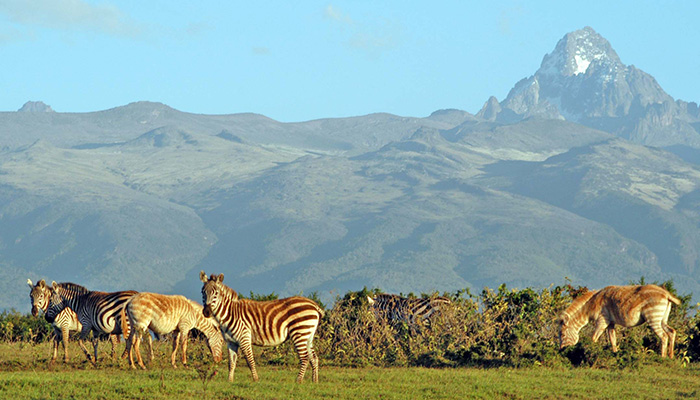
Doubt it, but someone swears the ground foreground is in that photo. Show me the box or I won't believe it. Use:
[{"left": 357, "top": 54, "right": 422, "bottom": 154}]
[{"left": 0, "top": 342, "right": 698, "bottom": 399}]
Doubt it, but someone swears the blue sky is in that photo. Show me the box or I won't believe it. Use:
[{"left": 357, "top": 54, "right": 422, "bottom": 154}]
[{"left": 1, "top": 1, "right": 698, "bottom": 122}]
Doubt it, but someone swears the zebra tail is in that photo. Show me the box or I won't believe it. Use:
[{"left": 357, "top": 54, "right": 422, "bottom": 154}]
[{"left": 668, "top": 294, "right": 681, "bottom": 305}]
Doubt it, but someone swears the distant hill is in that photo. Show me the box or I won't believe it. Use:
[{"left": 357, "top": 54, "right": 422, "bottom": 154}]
[{"left": 2, "top": 27, "right": 700, "bottom": 311}]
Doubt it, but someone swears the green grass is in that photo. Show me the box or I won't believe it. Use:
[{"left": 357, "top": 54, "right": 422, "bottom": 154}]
[{"left": 1, "top": 341, "right": 698, "bottom": 400}]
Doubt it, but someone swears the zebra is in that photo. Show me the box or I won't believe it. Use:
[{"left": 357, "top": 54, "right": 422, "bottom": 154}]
[
  {"left": 121, "top": 292, "right": 224, "bottom": 369},
  {"left": 199, "top": 271, "right": 323, "bottom": 383},
  {"left": 559, "top": 284, "right": 681, "bottom": 357},
  {"left": 28, "top": 279, "right": 84, "bottom": 363},
  {"left": 367, "top": 293, "right": 452, "bottom": 325},
  {"left": 45, "top": 281, "right": 137, "bottom": 365}
]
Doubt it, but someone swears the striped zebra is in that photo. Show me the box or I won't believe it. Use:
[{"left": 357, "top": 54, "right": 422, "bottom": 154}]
[
  {"left": 121, "top": 292, "right": 224, "bottom": 369},
  {"left": 45, "top": 281, "right": 137, "bottom": 364},
  {"left": 367, "top": 293, "right": 452, "bottom": 325},
  {"left": 28, "top": 279, "right": 84, "bottom": 363},
  {"left": 199, "top": 271, "right": 323, "bottom": 383},
  {"left": 559, "top": 284, "right": 681, "bottom": 357}
]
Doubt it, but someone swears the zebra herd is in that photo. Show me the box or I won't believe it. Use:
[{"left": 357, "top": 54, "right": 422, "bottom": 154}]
[{"left": 27, "top": 275, "right": 682, "bottom": 384}]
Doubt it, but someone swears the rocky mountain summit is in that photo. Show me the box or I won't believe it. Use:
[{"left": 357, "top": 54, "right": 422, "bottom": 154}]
[
  {"left": 479, "top": 27, "right": 700, "bottom": 148},
  {"left": 17, "top": 101, "right": 54, "bottom": 113}
]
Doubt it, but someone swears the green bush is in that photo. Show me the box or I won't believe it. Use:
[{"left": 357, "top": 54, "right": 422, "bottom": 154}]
[
  {"left": 0, "top": 310, "right": 53, "bottom": 343},
  {"left": 3, "top": 279, "right": 699, "bottom": 369}
]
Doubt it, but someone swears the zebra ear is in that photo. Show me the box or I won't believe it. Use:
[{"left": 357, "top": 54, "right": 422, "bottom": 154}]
[
  {"left": 38, "top": 279, "right": 46, "bottom": 288},
  {"left": 199, "top": 270, "right": 208, "bottom": 283},
  {"left": 51, "top": 281, "right": 58, "bottom": 290},
  {"left": 367, "top": 296, "right": 375, "bottom": 305},
  {"left": 27, "top": 279, "right": 33, "bottom": 289},
  {"left": 216, "top": 273, "right": 224, "bottom": 283}
]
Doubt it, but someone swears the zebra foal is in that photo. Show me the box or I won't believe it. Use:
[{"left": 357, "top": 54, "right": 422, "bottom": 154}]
[
  {"left": 367, "top": 293, "right": 451, "bottom": 325},
  {"left": 46, "top": 281, "right": 136, "bottom": 364},
  {"left": 559, "top": 284, "right": 681, "bottom": 357},
  {"left": 200, "top": 271, "right": 323, "bottom": 383},
  {"left": 121, "top": 292, "right": 224, "bottom": 369}
]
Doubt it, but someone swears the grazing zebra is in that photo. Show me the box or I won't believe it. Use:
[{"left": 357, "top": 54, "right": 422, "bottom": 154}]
[
  {"left": 28, "top": 279, "right": 84, "bottom": 363},
  {"left": 121, "top": 292, "right": 224, "bottom": 369},
  {"left": 559, "top": 284, "right": 681, "bottom": 357},
  {"left": 367, "top": 293, "right": 452, "bottom": 325},
  {"left": 45, "top": 281, "right": 137, "bottom": 364},
  {"left": 199, "top": 271, "right": 323, "bottom": 383}
]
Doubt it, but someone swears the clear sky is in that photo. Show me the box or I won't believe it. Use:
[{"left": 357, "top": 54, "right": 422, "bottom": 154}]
[{"left": 1, "top": 1, "right": 698, "bottom": 122}]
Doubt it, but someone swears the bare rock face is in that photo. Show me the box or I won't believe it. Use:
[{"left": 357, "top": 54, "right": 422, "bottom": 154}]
[
  {"left": 18, "top": 101, "right": 54, "bottom": 113},
  {"left": 491, "top": 27, "right": 700, "bottom": 148}
]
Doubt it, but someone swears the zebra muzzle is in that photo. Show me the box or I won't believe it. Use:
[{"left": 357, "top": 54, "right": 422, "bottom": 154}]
[
  {"left": 202, "top": 305, "right": 212, "bottom": 318},
  {"left": 31, "top": 306, "right": 39, "bottom": 317}
]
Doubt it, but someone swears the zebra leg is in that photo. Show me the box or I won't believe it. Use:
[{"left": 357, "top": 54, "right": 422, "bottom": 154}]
[
  {"left": 181, "top": 331, "right": 189, "bottom": 367},
  {"left": 591, "top": 317, "right": 608, "bottom": 344},
  {"left": 77, "top": 327, "right": 96, "bottom": 365},
  {"left": 171, "top": 331, "right": 181, "bottom": 368},
  {"left": 60, "top": 325, "right": 71, "bottom": 363},
  {"left": 92, "top": 335, "right": 99, "bottom": 364},
  {"left": 663, "top": 323, "right": 676, "bottom": 358},
  {"left": 606, "top": 326, "right": 618, "bottom": 352},
  {"left": 292, "top": 334, "right": 310, "bottom": 383},
  {"left": 226, "top": 342, "right": 240, "bottom": 382},
  {"left": 50, "top": 327, "right": 60, "bottom": 364},
  {"left": 134, "top": 331, "right": 146, "bottom": 369},
  {"left": 126, "top": 330, "right": 136, "bottom": 369},
  {"left": 310, "top": 348, "right": 319, "bottom": 383},
  {"left": 148, "top": 333, "right": 154, "bottom": 363},
  {"left": 650, "top": 323, "right": 669, "bottom": 358},
  {"left": 239, "top": 337, "right": 259, "bottom": 382},
  {"left": 110, "top": 334, "right": 120, "bottom": 361}
]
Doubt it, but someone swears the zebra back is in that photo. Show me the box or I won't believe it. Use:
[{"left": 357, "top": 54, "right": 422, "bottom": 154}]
[
  {"left": 368, "top": 293, "right": 451, "bottom": 324},
  {"left": 47, "top": 281, "right": 136, "bottom": 336}
]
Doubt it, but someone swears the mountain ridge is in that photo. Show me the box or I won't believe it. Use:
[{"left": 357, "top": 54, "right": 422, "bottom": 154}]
[{"left": 3, "top": 27, "right": 700, "bottom": 311}]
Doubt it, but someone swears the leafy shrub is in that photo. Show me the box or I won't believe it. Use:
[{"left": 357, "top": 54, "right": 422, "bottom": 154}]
[
  {"left": 3, "top": 279, "right": 698, "bottom": 369},
  {"left": 0, "top": 310, "right": 53, "bottom": 343}
]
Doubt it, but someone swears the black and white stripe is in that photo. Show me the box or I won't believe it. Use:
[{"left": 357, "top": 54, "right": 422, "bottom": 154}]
[
  {"left": 367, "top": 293, "right": 451, "bottom": 325},
  {"left": 46, "top": 281, "right": 136, "bottom": 364},
  {"left": 200, "top": 271, "right": 323, "bottom": 383},
  {"left": 28, "top": 279, "right": 83, "bottom": 363}
]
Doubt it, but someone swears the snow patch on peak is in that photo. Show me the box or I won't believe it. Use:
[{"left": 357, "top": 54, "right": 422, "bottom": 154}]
[{"left": 573, "top": 55, "right": 591, "bottom": 75}]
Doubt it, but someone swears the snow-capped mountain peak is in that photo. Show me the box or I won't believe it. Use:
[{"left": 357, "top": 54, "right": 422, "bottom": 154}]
[
  {"left": 538, "top": 26, "right": 621, "bottom": 78},
  {"left": 487, "top": 26, "right": 700, "bottom": 148}
]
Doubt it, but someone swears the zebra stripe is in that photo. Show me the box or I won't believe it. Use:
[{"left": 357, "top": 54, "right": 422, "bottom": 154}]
[
  {"left": 367, "top": 293, "right": 451, "bottom": 325},
  {"left": 121, "top": 292, "right": 224, "bottom": 369},
  {"left": 200, "top": 271, "right": 323, "bottom": 383},
  {"left": 46, "top": 281, "right": 136, "bottom": 364},
  {"left": 28, "top": 279, "right": 83, "bottom": 363},
  {"left": 559, "top": 284, "right": 681, "bottom": 357}
]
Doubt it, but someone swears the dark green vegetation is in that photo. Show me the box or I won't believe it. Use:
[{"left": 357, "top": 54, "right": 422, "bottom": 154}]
[{"left": 2, "top": 283, "right": 700, "bottom": 399}]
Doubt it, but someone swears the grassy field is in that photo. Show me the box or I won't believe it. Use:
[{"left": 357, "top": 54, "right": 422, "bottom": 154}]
[{"left": 1, "top": 340, "right": 698, "bottom": 400}]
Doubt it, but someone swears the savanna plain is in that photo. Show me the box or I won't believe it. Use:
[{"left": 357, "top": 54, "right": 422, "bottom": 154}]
[
  {"left": 3, "top": 284, "right": 700, "bottom": 399},
  {"left": 1, "top": 341, "right": 698, "bottom": 400}
]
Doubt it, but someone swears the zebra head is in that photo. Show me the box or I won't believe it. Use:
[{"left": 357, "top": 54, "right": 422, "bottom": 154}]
[
  {"left": 45, "top": 281, "right": 68, "bottom": 324},
  {"left": 28, "top": 279, "right": 50, "bottom": 317},
  {"left": 200, "top": 270, "right": 225, "bottom": 318},
  {"left": 558, "top": 313, "right": 579, "bottom": 349}
]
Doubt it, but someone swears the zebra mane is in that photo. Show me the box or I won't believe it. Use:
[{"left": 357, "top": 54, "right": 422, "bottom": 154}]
[
  {"left": 54, "top": 282, "right": 90, "bottom": 295},
  {"left": 217, "top": 281, "right": 239, "bottom": 301},
  {"left": 561, "top": 289, "right": 597, "bottom": 322}
]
